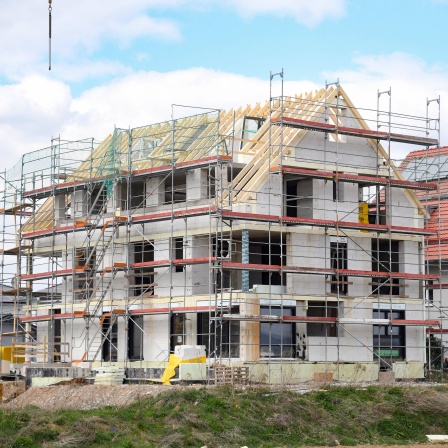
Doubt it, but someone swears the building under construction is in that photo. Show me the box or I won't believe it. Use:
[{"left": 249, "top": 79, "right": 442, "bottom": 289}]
[{"left": 0, "top": 77, "right": 444, "bottom": 384}]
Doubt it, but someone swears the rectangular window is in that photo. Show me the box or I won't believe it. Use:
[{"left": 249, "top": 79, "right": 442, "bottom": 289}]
[
  {"left": 284, "top": 178, "right": 313, "bottom": 218},
  {"left": 128, "top": 316, "right": 143, "bottom": 361},
  {"left": 373, "top": 309, "right": 405, "bottom": 361},
  {"left": 213, "top": 238, "right": 232, "bottom": 292},
  {"left": 165, "top": 173, "right": 186, "bottom": 204},
  {"left": 241, "top": 116, "right": 264, "bottom": 149},
  {"left": 330, "top": 241, "right": 348, "bottom": 295},
  {"left": 197, "top": 309, "right": 240, "bottom": 358},
  {"left": 132, "top": 242, "right": 154, "bottom": 297},
  {"left": 102, "top": 315, "right": 118, "bottom": 362},
  {"left": 129, "top": 180, "right": 145, "bottom": 210},
  {"left": 307, "top": 301, "right": 339, "bottom": 337},
  {"left": 49, "top": 309, "right": 61, "bottom": 362},
  {"left": 170, "top": 313, "right": 185, "bottom": 353},
  {"left": 427, "top": 281, "right": 434, "bottom": 304},
  {"left": 371, "top": 240, "right": 400, "bottom": 296},
  {"left": 173, "top": 237, "right": 184, "bottom": 273},
  {"left": 260, "top": 307, "right": 296, "bottom": 358}
]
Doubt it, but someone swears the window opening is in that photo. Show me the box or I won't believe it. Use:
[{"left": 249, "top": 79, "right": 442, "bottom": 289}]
[
  {"left": 165, "top": 172, "right": 186, "bottom": 204},
  {"left": 240, "top": 116, "right": 264, "bottom": 150},
  {"left": 130, "top": 180, "right": 145, "bottom": 210},
  {"left": 197, "top": 308, "right": 240, "bottom": 358},
  {"left": 371, "top": 240, "right": 400, "bottom": 296},
  {"left": 102, "top": 315, "right": 118, "bottom": 362},
  {"left": 128, "top": 316, "right": 143, "bottom": 361},
  {"left": 260, "top": 307, "right": 296, "bottom": 358},
  {"left": 170, "top": 313, "right": 185, "bottom": 353},
  {"left": 133, "top": 242, "right": 154, "bottom": 297},
  {"left": 50, "top": 308, "right": 61, "bottom": 362},
  {"left": 307, "top": 301, "right": 339, "bottom": 337},
  {"left": 427, "top": 280, "right": 434, "bottom": 304},
  {"left": 365, "top": 185, "right": 386, "bottom": 225},
  {"left": 373, "top": 309, "right": 405, "bottom": 361},
  {"left": 330, "top": 241, "right": 348, "bottom": 295},
  {"left": 284, "top": 177, "right": 313, "bottom": 218},
  {"left": 173, "top": 237, "right": 184, "bottom": 273}
]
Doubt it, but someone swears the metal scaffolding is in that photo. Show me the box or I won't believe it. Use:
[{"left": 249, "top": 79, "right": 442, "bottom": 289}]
[{"left": 0, "top": 73, "right": 444, "bottom": 384}]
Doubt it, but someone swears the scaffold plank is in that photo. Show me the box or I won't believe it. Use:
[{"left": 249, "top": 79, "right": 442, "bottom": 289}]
[
  {"left": 224, "top": 314, "right": 439, "bottom": 326},
  {"left": 132, "top": 155, "right": 232, "bottom": 177},
  {"left": 271, "top": 116, "right": 439, "bottom": 146},
  {"left": 102, "top": 216, "right": 128, "bottom": 232},
  {"left": 21, "top": 267, "right": 86, "bottom": 281},
  {"left": 0, "top": 204, "right": 34, "bottom": 216},
  {"left": 23, "top": 179, "right": 90, "bottom": 199},
  {"left": 131, "top": 205, "right": 216, "bottom": 224},
  {"left": 272, "top": 166, "right": 438, "bottom": 191},
  {"left": 173, "top": 257, "right": 217, "bottom": 266},
  {"left": 130, "top": 259, "right": 170, "bottom": 269},
  {"left": 19, "top": 311, "right": 85, "bottom": 323},
  {"left": 427, "top": 328, "right": 448, "bottom": 334},
  {"left": 426, "top": 283, "right": 448, "bottom": 289},
  {"left": 101, "top": 263, "right": 127, "bottom": 276},
  {"left": 22, "top": 172, "right": 128, "bottom": 200},
  {"left": 130, "top": 305, "right": 217, "bottom": 316},
  {"left": 392, "top": 319, "right": 440, "bottom": 326},
  {"left": 22, "top": 220, "right": 88, "bottom": 239},
  {"left": 220, "top": 261, "right": 438, "bottom": 280},
  {"left": 220, "top": 210, "right": 434, "bottom": 236},
  {"left": 0, "top": 288, "right": 31, "bottom": 296},
  {"left": 0, "top": 245, "right": 32, "bottom": 255}
]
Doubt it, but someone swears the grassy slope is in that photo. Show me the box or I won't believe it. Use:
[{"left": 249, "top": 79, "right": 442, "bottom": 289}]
[{"left": 1, "top": 385, "right": 448, "bottom": 448}]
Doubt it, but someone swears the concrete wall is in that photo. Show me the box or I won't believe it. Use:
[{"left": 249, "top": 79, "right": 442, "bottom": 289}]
[
  {"left": 291, "top": 134, "right": 379, "bottom": 173},
  {"left": 286, "top": 233, "right": 326, "bottom": 296},
  {"left": 313, "top": 179, "right": 359, "bottom": 223},
  {"left": 255, "top": 173, "right": 283, "bottom": 216}
]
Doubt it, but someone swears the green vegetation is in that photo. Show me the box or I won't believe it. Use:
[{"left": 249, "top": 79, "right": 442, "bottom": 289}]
[{"left": 1, "top": 385, "right": 448, "bottom": 447}]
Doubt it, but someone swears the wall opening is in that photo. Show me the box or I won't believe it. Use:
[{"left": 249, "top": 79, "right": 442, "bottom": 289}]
[
  {"left": 329, "top": 240, "right": 348, "bottom": 295},
  {"left": 307, "top": 301, "right": 339, "bottom": 337},
  {"left": 102, "top": 315, "right": 118, "bottom": 362},
  {"left": 260, "top": 306, "right": 296, "bottom": 358},
  {"left": 371, "top": 240, "right": 400, "bottom": 296},
  {"left": 128, "top": 316, "right": 143, "bottom": 361},
  {"left": 373, "top": 308, "right": 406, "bottom": 363},
  {"left": 132, "top": 241, "right": 154, "bottom": 297},
  {"left": 197, "top": 308, "right": 240, "bottom": 358}
]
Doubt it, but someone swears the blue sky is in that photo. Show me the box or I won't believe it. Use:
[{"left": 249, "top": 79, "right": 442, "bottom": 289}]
[{"left": 0, "top": 0, "right": 447, "bottom": 168}]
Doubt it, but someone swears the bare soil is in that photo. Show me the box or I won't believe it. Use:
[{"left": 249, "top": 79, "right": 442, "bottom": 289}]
[{"left": 1, "top": 383, "right": 199, "bottom": 410}]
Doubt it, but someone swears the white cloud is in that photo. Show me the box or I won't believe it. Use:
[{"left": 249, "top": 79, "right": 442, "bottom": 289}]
[
  {"left": 2, "top": 53, "right": 446, "bottom": 171},
  {"left": 222, "top": 0, "right": 346, "bottom": 26},
  {"left": 324, "top": 52, "right": 448, "bottom": 159},
  {"left": 0, "top": 75, "right": 72, "bottom": 167},
  {"left": 0, "top": 0, "right": 345, "bottom": 81},
  {"left": 0, "top": 68, "right": 318, "bottom": 168},
  {"left": 64, "top": 68, "right": 317, "bottom": 138},
  {"left": 0, "top": 0, "right": 182, "bottom": 80}
]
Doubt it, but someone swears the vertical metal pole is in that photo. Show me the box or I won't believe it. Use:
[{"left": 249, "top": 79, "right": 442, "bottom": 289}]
[{"left": 241, "top": 230, "right": 249, "bottom": 292}]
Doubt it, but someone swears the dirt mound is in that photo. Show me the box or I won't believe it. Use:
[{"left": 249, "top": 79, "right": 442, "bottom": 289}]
[{"left": 1, "top": 383, "right": 194, "bottom": 410}]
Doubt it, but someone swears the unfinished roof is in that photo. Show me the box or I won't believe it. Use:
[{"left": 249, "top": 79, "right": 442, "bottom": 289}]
[{"left": 16, "top": 85, "right": 434, "bottom": 234}]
